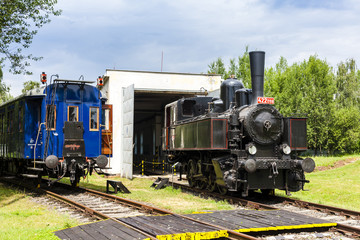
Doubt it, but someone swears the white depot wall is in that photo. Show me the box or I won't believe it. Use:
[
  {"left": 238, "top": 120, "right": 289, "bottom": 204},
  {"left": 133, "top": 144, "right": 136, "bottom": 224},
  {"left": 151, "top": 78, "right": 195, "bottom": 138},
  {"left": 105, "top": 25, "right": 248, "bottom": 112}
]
[
  {"left": 105, "top": 70, "right": 221, "bottom": 92},
  {"left": 102, "top": 70, "right": 222, "bottom": 178}
]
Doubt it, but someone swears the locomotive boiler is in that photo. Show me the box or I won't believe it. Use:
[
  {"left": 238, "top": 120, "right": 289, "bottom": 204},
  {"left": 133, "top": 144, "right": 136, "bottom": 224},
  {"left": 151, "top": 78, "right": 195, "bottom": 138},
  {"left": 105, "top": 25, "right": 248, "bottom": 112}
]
[{"left": 162, "top": 51, "right": 315, "bottom": 196}]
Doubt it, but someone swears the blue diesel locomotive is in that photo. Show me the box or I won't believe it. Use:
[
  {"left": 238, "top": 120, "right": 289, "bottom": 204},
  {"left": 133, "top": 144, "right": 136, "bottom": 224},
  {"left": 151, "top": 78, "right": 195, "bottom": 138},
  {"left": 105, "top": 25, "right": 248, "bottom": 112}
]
[{"left": 0, "top": 75, "right": 108, "bottom": 186}]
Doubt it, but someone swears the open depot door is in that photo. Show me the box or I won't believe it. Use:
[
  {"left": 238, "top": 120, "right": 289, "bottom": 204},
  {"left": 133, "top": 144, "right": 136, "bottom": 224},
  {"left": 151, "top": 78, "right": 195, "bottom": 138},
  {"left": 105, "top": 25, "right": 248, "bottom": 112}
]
[{"left": 122, "top": 84, "right": 134, "bottom": 178}]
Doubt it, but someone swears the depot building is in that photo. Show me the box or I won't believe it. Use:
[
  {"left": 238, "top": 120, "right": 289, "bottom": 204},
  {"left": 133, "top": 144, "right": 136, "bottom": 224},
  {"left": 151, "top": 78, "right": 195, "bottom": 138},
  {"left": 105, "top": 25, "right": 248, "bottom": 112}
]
[{"left": 99, "top": 70, "right": 221, "bottom": 178}]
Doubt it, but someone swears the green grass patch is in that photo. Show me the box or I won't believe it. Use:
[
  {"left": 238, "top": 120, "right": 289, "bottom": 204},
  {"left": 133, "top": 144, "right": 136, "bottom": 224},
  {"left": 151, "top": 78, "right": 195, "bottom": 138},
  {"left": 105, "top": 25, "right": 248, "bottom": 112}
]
[
  {"left": 277, "top": 157, "right": 360, "bottom": 211},
  {"left": 67, "top": 174, "right": 234, "bottom": 214},
  {"left": 0, "top": 183, "right": 79, "bottom": 240},
  {"left": 313, "top": 154, "right": 360, "bottom": 167}
]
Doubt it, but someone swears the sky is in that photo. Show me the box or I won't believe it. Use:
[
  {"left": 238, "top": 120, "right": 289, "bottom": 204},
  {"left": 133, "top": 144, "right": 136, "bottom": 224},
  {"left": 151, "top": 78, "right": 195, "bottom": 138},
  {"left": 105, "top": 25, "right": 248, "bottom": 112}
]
[{"left": 3, "top": 0, "right": 360, "bottom": 96}]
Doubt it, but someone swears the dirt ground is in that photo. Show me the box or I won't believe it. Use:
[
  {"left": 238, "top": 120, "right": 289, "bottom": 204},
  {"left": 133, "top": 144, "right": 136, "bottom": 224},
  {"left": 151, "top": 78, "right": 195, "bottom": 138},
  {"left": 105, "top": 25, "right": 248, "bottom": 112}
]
[{"left": 315, "top": 157, "right": 360, "bottom": 172}]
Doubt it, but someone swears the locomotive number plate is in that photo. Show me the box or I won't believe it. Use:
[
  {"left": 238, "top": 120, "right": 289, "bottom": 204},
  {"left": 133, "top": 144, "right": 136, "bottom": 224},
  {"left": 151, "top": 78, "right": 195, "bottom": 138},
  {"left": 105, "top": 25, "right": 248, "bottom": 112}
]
[{"left": 257, "top": 97, "right": 274, "bottom": 104}]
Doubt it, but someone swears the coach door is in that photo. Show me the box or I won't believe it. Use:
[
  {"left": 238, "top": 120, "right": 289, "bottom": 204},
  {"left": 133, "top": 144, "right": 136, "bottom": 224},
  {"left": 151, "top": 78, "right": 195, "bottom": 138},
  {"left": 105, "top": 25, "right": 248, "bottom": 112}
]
[{"left": 101, "top": 104, "right": 113, "bottom": 155}]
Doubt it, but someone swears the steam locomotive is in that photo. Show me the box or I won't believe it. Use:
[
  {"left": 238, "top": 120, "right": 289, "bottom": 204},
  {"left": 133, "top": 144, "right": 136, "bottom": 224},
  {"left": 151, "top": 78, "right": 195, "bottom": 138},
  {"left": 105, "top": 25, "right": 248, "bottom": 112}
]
[
  {"left": 162, "top": 51, "right": 315, "bottom": 196},
  {"left": 0, "top": 75, "right": 108, "bottom": 187}
]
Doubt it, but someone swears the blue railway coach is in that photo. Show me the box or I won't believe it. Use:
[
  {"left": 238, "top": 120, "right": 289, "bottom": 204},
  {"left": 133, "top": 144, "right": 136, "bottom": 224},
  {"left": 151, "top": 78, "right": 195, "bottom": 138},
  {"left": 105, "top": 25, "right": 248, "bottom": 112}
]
[{"left": 0, "top": 76, "right": 108, "bottom": 186}]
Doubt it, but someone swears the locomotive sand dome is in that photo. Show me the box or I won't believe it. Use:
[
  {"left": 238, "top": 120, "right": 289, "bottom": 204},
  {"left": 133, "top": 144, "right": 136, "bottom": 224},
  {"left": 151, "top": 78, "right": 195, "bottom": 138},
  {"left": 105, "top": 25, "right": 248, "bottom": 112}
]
[{"left": 163, "top": 51, "right": 315, "bottom": 196}]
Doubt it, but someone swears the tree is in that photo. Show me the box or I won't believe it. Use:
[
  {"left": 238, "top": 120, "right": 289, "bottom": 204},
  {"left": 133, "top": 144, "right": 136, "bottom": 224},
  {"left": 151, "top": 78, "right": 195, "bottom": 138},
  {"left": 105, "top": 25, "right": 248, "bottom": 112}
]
[
  {"left": 0, "top": 68, "right": 12, "bottom": 103},
  {"left": 22, "top": 80, "right": 40, "bottom": 93},
  {"left": 328, "top": 106, "right": 360, "bottom": 154},
  {"left": 207, "top": 46, "right": 251, "bottom": 85},
  {"left": 236, "top": 46, "right": 251, "bottom": 88},
  {"left": 265, "top": 55, "right": 336, "bottom": 154},
  {"left": 208, "top": 57, "right": 228, "bottom": 79},
  {"left": 0, "top": 0, "right": 61, "bottom": 74},
  {"left": 335, "top": 59, "right": 360, "bottom": 108}
]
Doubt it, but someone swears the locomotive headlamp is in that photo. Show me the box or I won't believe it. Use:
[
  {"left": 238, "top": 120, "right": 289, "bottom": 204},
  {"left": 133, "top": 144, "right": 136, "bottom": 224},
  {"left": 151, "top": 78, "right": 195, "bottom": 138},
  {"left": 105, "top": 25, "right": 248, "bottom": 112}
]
[
  {"left": 281, "top": 144, "right": 291, "bottom": 155},
  {"left": 246, "top": 143, "right": 257, "bottom": 155}
]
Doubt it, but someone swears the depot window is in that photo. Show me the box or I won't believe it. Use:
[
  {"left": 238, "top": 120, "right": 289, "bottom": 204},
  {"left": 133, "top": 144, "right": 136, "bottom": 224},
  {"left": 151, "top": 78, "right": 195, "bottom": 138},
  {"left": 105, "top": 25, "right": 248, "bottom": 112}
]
[
  {"left": 89, "top": 107, "right": 99, "bottom": 131},
  {"left": 68, "top": 106, "right": 78, "bottom": 122},
  {"left": 46, "top": 105, "right": 56, "bottom": 130}
]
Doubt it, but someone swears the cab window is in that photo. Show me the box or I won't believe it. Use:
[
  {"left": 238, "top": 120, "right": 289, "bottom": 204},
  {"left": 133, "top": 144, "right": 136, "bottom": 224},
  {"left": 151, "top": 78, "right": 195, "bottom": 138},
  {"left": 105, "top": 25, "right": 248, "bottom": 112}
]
[
  {"left": 46, "top": 105, "right": 56, "bottom": 130},
  {"left": 68, "top": 106, "right": 78, "bottom": 121},
  {"left": 89, "top": 107, "right": 99, "bottom": 131}
]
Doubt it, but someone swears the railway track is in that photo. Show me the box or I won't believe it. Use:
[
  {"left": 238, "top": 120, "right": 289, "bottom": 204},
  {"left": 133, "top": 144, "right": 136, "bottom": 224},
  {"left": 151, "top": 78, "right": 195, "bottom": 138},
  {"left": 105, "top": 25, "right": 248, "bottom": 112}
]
[
  {"left": 2, "top": 175, "right": 358, "bottom": 239},
  {"left": 168, "top": 180, "right": 360, "bottom": 239},
  {"left": 0, "top": 176, "right": 257, "bottom": 240}
]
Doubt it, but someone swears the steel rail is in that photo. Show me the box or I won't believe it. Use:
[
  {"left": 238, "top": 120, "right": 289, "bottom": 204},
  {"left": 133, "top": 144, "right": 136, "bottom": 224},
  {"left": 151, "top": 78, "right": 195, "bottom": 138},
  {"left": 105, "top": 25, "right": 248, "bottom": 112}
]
[
  {"left": 169, "top": 181, "right": 277, "bottom": 210},
  {"left": 0, "top": 177, "right": 157, "bottom": 240},
  {"left": 56, "top": 182, "right": 258, "bottom": 240},
  {"left": 1, "top": 177, "right": 257, "bottom": 240},
  {"left": 169, "top": 181, "right": 360, "bottom": 239},
  {"left": 269, "top": 195, "right": 360, "bottom": 219}
]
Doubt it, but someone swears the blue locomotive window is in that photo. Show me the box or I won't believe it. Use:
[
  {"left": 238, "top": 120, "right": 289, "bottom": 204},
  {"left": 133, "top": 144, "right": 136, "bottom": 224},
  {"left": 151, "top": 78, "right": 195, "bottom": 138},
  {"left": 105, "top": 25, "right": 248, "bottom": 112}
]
[
  {"left": 89, "top": 107, "right": 99, "bottom": 131},
  {"left": 68, "top": 106, "right": 78, "bottom": 122},
  {"left": 46, "top": 105, "right": 56, "bottom": 130}
]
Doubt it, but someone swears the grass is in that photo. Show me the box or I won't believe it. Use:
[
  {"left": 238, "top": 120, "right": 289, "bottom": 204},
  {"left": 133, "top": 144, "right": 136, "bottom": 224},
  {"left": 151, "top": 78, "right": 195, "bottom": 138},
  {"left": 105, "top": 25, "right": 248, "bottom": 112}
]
[
  {"left": 62, "top": 175, "right": 234, "bottom": 214},
  {"left": 312, "top": 154, "right": 360, "bottom": 168},
  {"left": 0, "top": 183, "right": 79, "bottom": 240},
  {"left": 276, "top": 155, "right": 360, "bottom": 211}
]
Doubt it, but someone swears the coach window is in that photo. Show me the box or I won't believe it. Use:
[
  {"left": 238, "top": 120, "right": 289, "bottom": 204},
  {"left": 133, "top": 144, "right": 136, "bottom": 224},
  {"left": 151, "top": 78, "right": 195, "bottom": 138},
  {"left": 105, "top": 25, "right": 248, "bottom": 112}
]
[
  {"left": 7, "top": 110, "right": 13, "bottom": 133},
  {"left": 68, "top": 106, "right": 78, "bottom": 122},
  {"left": 19, "top": 103, "right": 24, "bottom": 132},
  {"left": 89, "top": 107, "right": 99, "bottom": 131},
  {"left": 0, "top": 114, "right": 3, "bottom": 133},
  {"left": 46, "top": 105, "right": 56, "bottom": 130}
]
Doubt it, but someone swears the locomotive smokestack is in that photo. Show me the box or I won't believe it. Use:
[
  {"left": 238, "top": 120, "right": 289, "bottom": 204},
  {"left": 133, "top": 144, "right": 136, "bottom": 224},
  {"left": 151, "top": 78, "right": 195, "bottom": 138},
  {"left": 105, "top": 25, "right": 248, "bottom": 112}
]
[{"left": 249, "top": 51, "right": 265, "bottom": 105}]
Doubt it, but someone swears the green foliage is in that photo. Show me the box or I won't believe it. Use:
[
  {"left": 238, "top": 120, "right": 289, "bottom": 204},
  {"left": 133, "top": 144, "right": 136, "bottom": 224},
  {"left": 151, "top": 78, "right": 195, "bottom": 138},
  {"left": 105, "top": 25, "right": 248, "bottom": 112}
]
[
  {"left": 208, "top": 57, "right": 228, "bottom": 79},
  {"left": 22, "top": 80, "right": 40, "bottom": 94},
  {"left": 265, "top": 55, "right": 336, "bottom": 153},
  {"left": 0, "top": 67, "right": 12, "bottom": 103},
  {"left": 0, "top": 0, "right": 61, "bottom": 74},
  {"left": 236, "top": 46, "right": 251, "bottom": 88},
  {"left": 207, "top": 46, "right": 251, "bottom": 86},
  {"left": 328, "top": 107, "right": 360, "bottom": 154},
  {"left": 335, "top": 59, "right": 360, "bottom": 108}
]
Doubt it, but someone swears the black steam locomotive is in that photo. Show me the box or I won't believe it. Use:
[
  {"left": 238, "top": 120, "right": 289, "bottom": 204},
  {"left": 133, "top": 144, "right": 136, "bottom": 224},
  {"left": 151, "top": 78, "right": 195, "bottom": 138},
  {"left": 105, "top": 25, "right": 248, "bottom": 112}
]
[{"left": 162, "top": 51, "right": 315, "bottom": 196}]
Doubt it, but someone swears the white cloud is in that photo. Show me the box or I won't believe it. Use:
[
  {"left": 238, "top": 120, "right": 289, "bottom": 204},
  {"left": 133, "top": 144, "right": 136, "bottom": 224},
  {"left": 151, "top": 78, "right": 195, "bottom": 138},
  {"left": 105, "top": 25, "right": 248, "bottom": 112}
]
[{"left": 3, "top": 0, "right": 360, "bottom": 96}]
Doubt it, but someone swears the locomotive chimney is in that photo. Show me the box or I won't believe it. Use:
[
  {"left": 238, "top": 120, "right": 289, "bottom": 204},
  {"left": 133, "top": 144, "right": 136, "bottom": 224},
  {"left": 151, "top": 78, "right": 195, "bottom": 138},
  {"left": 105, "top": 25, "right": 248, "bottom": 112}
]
[{"left": 249, "top": 51, "right": 265, "bottom": 105}]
